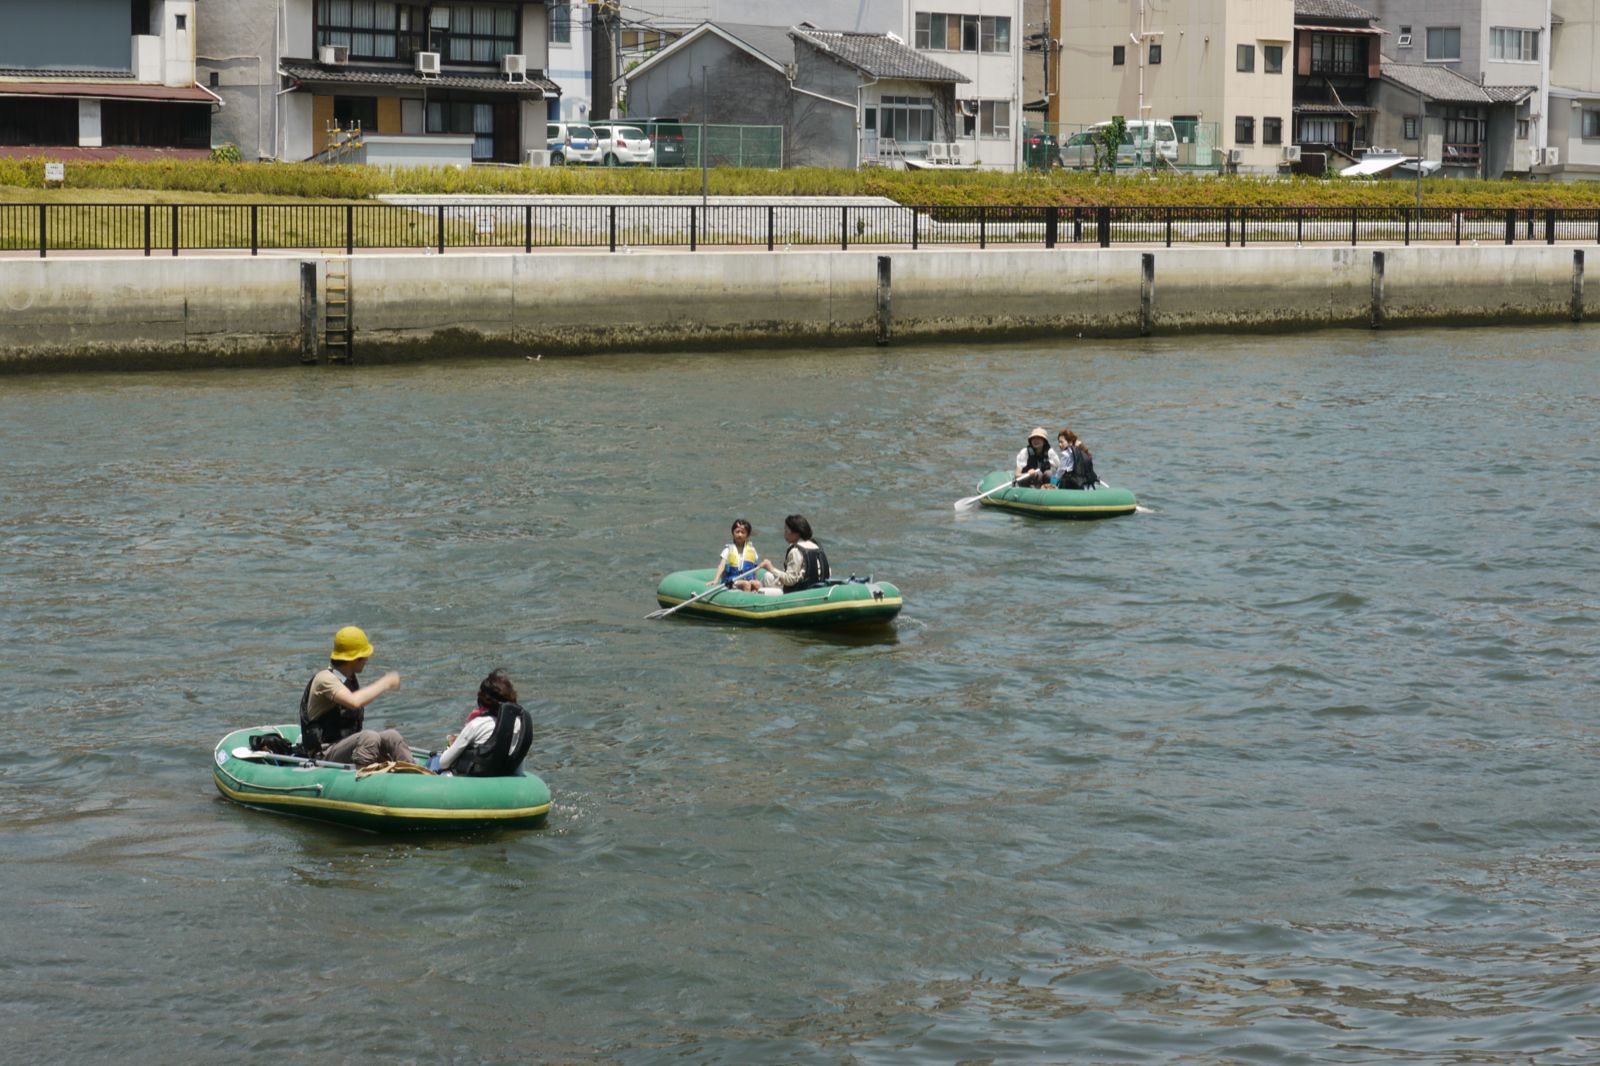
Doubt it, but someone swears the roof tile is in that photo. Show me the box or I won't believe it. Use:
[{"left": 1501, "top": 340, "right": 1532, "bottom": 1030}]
[{"left": 792, "top": 29, "right": 967, "bottom": 83}]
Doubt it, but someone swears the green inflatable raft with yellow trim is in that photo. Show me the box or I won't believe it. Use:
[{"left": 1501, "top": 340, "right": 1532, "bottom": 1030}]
[
  {"left": 212, "top": 724, "right": 551, "bottom": 832},
  {"left": 974, "top": 469, "right": 1138, "bottom": 519},
  {"left": 654, "top": 569, "right": 902, "bottom": 627}
]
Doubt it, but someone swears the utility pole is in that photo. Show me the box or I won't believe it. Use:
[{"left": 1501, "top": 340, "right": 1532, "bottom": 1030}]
[
  {"left": 701, "top": 64, "right": 709, "bottom": 206},
  {"left": 1415, "top": 86, "right": 1424, "bottom": 207},
  {"left": 590, "top": 1, "right": 615, "bottom": 121}
]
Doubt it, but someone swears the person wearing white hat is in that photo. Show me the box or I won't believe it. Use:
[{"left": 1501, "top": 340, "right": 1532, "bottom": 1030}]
[
  {"left": 297, "top": 625, "right": 411, "bottom": 766},
  {"left": 1014, "top": 427, "right": 1061, "bottom": 489}
]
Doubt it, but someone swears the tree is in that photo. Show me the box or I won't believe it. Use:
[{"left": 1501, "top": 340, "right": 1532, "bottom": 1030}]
[{"left": 1094, "top": 116, "right": 1128, "bottom": 175}]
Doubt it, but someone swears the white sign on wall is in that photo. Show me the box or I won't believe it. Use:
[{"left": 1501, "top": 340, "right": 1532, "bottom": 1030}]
[{"left": 44, "top": 163, "right": 65, "bottom": 183}]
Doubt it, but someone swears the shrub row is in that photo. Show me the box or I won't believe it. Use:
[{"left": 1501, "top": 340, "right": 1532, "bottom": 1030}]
[{"left": 5, "top": 156, "right": 1600, "bottom": 209}]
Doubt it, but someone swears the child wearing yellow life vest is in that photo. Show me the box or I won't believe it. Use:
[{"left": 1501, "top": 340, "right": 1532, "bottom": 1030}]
[{"left": 708, "top": 518, "right": 765, "bottom": 591}]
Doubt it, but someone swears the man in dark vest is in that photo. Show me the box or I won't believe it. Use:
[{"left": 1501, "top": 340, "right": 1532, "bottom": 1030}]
[{"left": 298, "top": 625, "right": 411, "bottom": 766}]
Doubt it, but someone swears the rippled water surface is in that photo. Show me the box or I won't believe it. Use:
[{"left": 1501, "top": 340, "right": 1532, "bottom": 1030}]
[{"left": 3, "top": 327, "right": 1598, "bottom": 1064}]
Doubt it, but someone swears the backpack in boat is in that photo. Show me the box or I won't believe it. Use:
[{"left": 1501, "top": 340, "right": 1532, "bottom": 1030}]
[
  {"left": 456, "top": 702, "right": 533, "bottom": 777},
  {"left": 1059, "top": 447, "right": 1099, "bottom": 490},
  {"left": 249, "top": 732, "right": 295, "bottom": 756}
]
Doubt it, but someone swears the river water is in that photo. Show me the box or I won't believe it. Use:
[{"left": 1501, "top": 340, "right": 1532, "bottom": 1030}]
[{"left": 3, "top": 326, "right": 1597, "bottom": 1064}]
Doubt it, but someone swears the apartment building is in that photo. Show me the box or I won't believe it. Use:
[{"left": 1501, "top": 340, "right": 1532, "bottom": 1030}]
[
  {"left": 201, "top": 1, "right": 562, "bottom": 163},
  {"left": 1544, "top": 0, "right": 1600, "bottom": 178},
  {"left": 1059, "top": 0, "right": 1294, "bottom": 172},
  {"left": 1362, "top": 0, "right": 1547, "bottom": 173},
  {"left": 0, "top": 0, "right": 215, "bottom": 158}
]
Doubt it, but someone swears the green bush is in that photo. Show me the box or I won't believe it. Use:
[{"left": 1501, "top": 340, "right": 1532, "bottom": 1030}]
[{"left": 4, "top": 157, "right": 1600, "bottom": 209}]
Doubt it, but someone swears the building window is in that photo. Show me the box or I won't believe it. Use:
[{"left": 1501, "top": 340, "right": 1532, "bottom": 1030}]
[
  {"left": 620, "top": 29, "right": 669, "bottom": 54},
  {"left": 879, "top": 94, "right": 934, "bottom": 144},
  {"left": 914, "top": 13, "right": 1010, "bottom": 53},
  {"left": 316, "top": 1, "right": 518, "bottom": 64},
  {"left": 1149, "top": 43, "right": 1161, "bottom": 64},
  {"left": 175, "top": 12, "right": 186, "bottom": 30},
  {"left": 1263, "top": 44, "right": 1283, "bottom": 73},
  {"left": 1426, "top": 27, "right": 1461, "bottom": 61},
  {"left": 427, "top": 98, "right": 496, "bottom": 160},
  {"left": 1237, "top": 44, "right": 1254, "bottom": 72},
  {"left": 1403, "top": 115, "right": 1418, "bottom": 139},
  {"left": 961, "top": 99, "right": 1011, "bottom": 138},
  {"left": 1583, "top": 110, "right": 1600, "bottom": 138},
  {"left": 208, "top": 70, "right": 219, "bottom": 87},
  {"left": 1398, "top": 24, "right": 1412, "bottom": 47},
  {"left": 1112, "top": 45, "right": 1125, "bottom": 65},
  {"left": 1300, "top": 117, "right": 1336, "bottom": 142},
  {"left": 1235, "top": 116, "right": 1254, "bottom": 143},
  {"left": 1516, "top": 118, "right": 1530, "bottom": 138},
  {"left": 1263, "top": 117, "right": 1282, "bottom": 144},
  {"left": 1490, "top": 27, "right": 1539, "bottom": 62},
  {"left": 551, "top": 4, "right": 571, "bottom": 45},
  {"left": 1310, "top": 34, "right": 1362, "bottom": 75}
]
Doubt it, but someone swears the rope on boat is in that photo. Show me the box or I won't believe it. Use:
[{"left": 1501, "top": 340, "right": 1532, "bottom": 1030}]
[{"left": 355, "top": 760, "right": 435, "bottom": 779}]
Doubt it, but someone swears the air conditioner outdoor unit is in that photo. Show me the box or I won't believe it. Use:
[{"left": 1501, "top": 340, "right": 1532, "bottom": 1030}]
[
  {"left": 1544, "top": 146, "right": 1560, "bottom": 166},
  {"left": 501, "top": 53, "right": 527, "bottom": 81},
  {"left": 319, "top": 44, "right": 349, "bottom": 65},
  {"left": 525, "top": 149, "right": 550, "bottom": 167},
  {"left": 1396, "top": 32, "right": 1412, "bottom": 47},
  {"left": 415, "top": 51, "right": 441, "bottom": 78},
  {"left": 1283, "top": 144, "right": 1302, "bottom": 162},
  {"left": 1227, "top": 147, "right": 1244, "bottom": 164}
]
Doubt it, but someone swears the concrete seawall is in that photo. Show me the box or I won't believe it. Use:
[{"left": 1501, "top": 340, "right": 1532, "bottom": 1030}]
[{"left": 0, "top": 245, "right": 1586, "bottom": 372}]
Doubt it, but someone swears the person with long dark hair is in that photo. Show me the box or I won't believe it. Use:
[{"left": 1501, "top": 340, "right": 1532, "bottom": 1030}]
[
  {"left": 436, "top": 668, "right": 520, "bottom": 774},
  {"left": 755, "top": 514, "right": 831, "bottom": 593}
]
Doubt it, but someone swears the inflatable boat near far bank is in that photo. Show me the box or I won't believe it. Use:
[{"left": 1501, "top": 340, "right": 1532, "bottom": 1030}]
[
  {"left": 974, "top": 470, "right": 1138, "bottom": 519},
  {"left": 654, "top": 569, "right": 902, "bottom": 627},
  {"left": 211, "top": 725, "right": 551, "bottom": 832}
]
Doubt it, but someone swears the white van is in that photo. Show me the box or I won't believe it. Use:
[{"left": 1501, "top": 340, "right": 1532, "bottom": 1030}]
[{"left": 1061, "top": 120, "right": 1180, "bottom": 167}]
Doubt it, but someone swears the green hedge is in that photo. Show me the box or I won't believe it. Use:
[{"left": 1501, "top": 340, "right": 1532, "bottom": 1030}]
[{"left": 5, "top": 157, "right": 1600, "bottom": 209}]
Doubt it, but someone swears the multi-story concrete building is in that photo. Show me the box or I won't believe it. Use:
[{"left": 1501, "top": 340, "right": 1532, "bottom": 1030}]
[
  {"left": 1292, "top": 0, "right": 1384, "bottom": 171},
  {"left": 200, "top": 1, "right": 562, "bottom": 163},
  {"left": 1058, "top": 0, "right": 1294, "bottom": 172},
  {"left": 1361, "top": 0, "right": 1547, "bottom": 173},
  {"left": 545, "top": 1, "right": 593, "bottom": 122},
  {"left": 1543, "top": 0, "right": 1600, "bottom": 178},
  {"left": 0, "top": 0, "right": 215, "bottom": 159}
]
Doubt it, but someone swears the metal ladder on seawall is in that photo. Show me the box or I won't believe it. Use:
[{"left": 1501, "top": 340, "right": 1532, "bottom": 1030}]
[{"left": 323, "top": 261, "right": 353, "bottom": 364}]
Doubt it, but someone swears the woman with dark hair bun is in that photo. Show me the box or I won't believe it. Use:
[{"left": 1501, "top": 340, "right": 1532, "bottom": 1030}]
[
  {"left": 756, "top": 513, "right": 831, "bottom": 593},
  {"left": 436, "top": 668, "right": 520, "bottom": 774}
]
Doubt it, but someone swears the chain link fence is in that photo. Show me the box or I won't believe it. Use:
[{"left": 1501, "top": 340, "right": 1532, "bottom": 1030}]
[{"left": 635, "top": 123, "right": 785, "bottom": 170}]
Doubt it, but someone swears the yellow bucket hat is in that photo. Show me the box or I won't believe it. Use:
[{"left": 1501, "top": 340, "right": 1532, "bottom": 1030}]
[{"left": 330, "top": 625, "right": 374, "bottom": 661}]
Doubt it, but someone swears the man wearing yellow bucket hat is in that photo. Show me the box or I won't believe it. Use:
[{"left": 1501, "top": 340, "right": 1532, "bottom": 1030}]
[
  {"left": 1014, "top": 427, "right": 1061, "bottom": 489},
  {"left": 297, "top": 625, "right": 412, "bottom": 766}
]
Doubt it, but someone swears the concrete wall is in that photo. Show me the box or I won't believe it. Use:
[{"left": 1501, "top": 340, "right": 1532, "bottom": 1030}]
[
  {"left": 1, "top": 0, "right": 135, "bottom": 72},
  {"left": 0, "top": 245, "right": 1585, "bottom": 372}
]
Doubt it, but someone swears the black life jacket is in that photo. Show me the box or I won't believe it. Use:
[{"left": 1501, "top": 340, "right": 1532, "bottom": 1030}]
[
  {"left": 1021, "top": 444, "right": 1054, "bottom": 474},
  {"left": 298, "top": 668, "right": 362, "bottom": 755},
  {"left": 1061, "top": 446, "right": 1098, "bottom": 489},
  {"left": 453, "top": 702, "right": 533, "bottom": 778},
  {"left": 783, "top": 540, "right": 831, "bottom": 594}
]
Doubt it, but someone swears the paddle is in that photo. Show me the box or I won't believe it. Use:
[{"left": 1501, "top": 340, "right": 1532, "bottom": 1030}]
[
  {"left": 229, "top": 746, "right": 351, "bottom": 769},
  {"left": 954, "top": 475, "right": 1025, "bottom": 512},
  {"left": 645, "top": 581, "right": 730, "bottom": 620}
]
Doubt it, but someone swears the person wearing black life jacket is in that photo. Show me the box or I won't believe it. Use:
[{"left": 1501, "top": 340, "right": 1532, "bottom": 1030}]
[
  {"left": 435, "top": 669, "right": 533, "bottom": 777},
  {"left": 1014, "top": 427, "right": 1061, "bottom": 489},
  {"left": 755, "top": 513, "right": 831, "bottom": 594},
  {"left": 298, "top": 625, "right": 410, "bottom": 766},
  {"left": 1054, "top": 428, "right": 1100, "bottom": 490}
]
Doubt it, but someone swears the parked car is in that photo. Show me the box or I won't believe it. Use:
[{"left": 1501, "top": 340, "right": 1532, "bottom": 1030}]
[
  {"left": 547, "top": 122, "right": 600, "bottom": 165},
  {"left": 590, "top": 123, "right": 656, "bottom": 166},
  {"left": 1023, "top": 130, "right": 1059, "bottom": 170},
  {"left": 631, "top": 117, "right": 689, "bottom": 167},
  {"left": 1059, "top": 120, "right": 1180, "bottom": 169}
]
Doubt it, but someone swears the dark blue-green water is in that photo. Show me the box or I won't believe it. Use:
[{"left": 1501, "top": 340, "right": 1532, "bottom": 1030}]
[{"left": 2, "top": 326, "right": 1597, "bottom": 1064}]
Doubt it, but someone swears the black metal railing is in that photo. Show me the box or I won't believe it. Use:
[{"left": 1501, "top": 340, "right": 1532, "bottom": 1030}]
[{"left": 6, "top": 202, "right": 1600, "bottom": 257}]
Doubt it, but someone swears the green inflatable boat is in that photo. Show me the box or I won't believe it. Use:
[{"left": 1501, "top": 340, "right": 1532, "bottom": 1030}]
[
  {"left": 654, "top": 569, "right": 902, "bottom": 627},
  {"left": 211, "top": 725, "right": 550, "bottom": 832},
  {"left": 974, "top": 469, "right": 1138, "bottom": 519}
]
